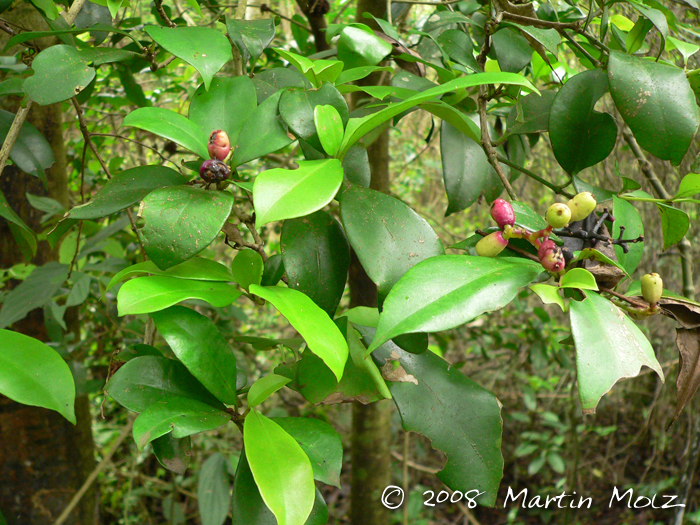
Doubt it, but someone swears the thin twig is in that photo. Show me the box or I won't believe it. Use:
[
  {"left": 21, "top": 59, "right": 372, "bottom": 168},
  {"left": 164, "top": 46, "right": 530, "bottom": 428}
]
[
  {"left": 600, "top": 286, "right": 648, "bottom": 309},
  {"left": 501, "top": 12, "right": 580, "bottom": 30},
  {"left": 496, "top": 154, "right": 573, "bottom": 197},
  {"left": 0, "top": 102, "right": 32, "bottom": 179},
  {"left": 259, "top": 4, "right": 312, "bottom": 32},
  {"left": 91, "top": 133, "right": 180, "bottom": 170},
  {"left": 560, "top": 30, "right": 602, "bottom": 68},
  {"left": 154, "top": 0, "right": 177, "bottom": 27},
  {"left": 63, "top": 0, "right": 89, "bottom": 26}
]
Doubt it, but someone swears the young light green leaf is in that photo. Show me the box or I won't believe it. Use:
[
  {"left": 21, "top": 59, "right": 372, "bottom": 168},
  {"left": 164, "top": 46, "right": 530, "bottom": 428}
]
[
  {"left": 529, "top": 283, "right": 565, "bottom": 312},
  {"left": 559, "top": 268, "right": 599, "bottom": 291},
  {"left": 247, "top": 374, "right": 291, "bottom": 407},
  {"left": 253, "top": 159, "right": 343, "bottom": 228},
  {"left": 675, "top": 172, "right": 700, "bottom": 199},
  {"left": 656, "top": 203, "right": 689, "bottom": 250},
  {"left": 106, "top": 257, "right": 234, "bottom": 291},
  {"left": 249, "top": 285, "right": 348, "bottom": 381},
  {"left": 314, "top": 105, "right": 344, "bottom": 157},
  {"left": 117, "top": 276, "right": 242, "bottom": 316},
  {"left": 0, "top": 329, "right": 76, "bottom": 424},
  {"left": 244, "top": 409, "right": 315, "bottom": 525}
]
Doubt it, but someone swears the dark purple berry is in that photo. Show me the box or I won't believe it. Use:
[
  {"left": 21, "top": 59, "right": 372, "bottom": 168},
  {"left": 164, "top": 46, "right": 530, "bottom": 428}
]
[{"left": 200, "top": 159, "right": 231, "bottom": 183}]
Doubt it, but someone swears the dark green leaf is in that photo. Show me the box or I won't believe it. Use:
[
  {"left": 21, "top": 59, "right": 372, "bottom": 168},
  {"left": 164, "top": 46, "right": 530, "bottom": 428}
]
[
  {"left": 226, "top": 18, "right": 276, "bottom": 68},
  {"left": 153, "top": 434, "right": 192, "bottom": 475},
  {"left": 261, "top": 254, "right": 285, "bottom": 286},
  {"left": 437, "top": 29, "right": 479, "bottom": 72},
  {"left": 337, "top": 26, "right": 392, "bottom": 68},
  {"left": 504, "top": 91, "right": 556, "bottom": 137},
  {"left": 106, "top": 257, "right": 234, "bottom": 291},
  {"left": 281, "top": 210, "right": 349, "bottom": 316},
  {"left": 0, "top": 190, "right": 36, "bottom": 260},
  {"left": 0, "top": 110, "right": 55, "bottom": 182},
  {"left": 341, "top": 144, "right": 370, "bottom": 187},
  {"left": 23, "top": 45, "right": 95, "bottom": 105},
  {"left": 492, "top": 28, "right": 532, "bottom": 73}
]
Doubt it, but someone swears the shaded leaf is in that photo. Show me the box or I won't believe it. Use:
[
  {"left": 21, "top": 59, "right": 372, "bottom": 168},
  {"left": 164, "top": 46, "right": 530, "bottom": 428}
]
[
  {"left": 0, "top": 110, "right": 55, "bottom": 182},
  {"left": 671, "top": 328, "right": 700, "bottom": 425},
  {"left": 23, "top": 45, "right": 94, "bottom": 105},
  {"left": 198, "top": 453, "right": 231, "bottom": 525}
]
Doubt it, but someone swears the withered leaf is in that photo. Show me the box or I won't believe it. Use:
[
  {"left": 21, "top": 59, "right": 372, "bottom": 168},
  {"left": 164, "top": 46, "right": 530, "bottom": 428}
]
[{"left": 670, "top": 328, "right": 700, "bottom": 426}]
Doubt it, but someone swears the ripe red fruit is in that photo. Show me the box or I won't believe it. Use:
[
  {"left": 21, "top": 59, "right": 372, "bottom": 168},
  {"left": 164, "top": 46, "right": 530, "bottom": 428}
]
[
  {"left": 490, "top": 198, "right": 515, "bottom": 229},
  {"left": 200, "top": 159, "right": 231, "bottom": 183},
  {"left": 538, "top": 239, "right": 557, "bottom": 260},
  {"left": 476, "top": 231, "right": 508, "bottom": 257},
  {"left": 539, "top": 245, "right": 565, "bottom": 272},
  {"left": 208, "top": 130, "right": 231, "bottom": 161}
]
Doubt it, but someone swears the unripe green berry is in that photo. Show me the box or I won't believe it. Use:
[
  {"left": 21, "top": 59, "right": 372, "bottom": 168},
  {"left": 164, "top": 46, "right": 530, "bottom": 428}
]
[
  {"left": 545, "top": 202, "right": 571, "bottom": 229},
  {"left": 476, "top": 231, "right": 508, "bottom": 257},
  {"left": 641, "top": 272, "right": 663, "bottom": 307},
  {"left": 567, "top": 192, "right": 597, "bottom": 222}
]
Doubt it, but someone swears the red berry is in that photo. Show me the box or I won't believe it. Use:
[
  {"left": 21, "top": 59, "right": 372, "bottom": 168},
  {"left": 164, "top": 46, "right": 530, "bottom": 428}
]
[
  {"left": 490, "top": 198, "right": 515, "bottom": 229},
  {"left": 200, "top": 159, "right": 231, "bottom": 183},
  {"left": 208, "top": 130, "right": 231, "bottom": 161},
  {"left": 538, "top": 239, "right": 557, "bottom": 260},
  {"left": 539, "top": 245, "right": 565, "bottom": 272}
]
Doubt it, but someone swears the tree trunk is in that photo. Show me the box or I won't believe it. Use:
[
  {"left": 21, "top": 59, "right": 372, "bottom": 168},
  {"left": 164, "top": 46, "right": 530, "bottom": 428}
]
[
  {"left": 0, "top": 6, "right": 98, "bottom": 523},
  {"left": 349, "top": 3, "right": 394, "bottom": 525}
]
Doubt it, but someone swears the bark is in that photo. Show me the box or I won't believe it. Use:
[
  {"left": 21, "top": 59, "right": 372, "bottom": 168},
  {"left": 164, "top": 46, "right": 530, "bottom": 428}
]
[
  {"left": 349, "top": 3, "right": 393, "bottom": 525},
  {"left": 294, "top": 0, "right": 331, "bottom": 52},
  {"left": 0, "top": 5, "right": 97, "bottom": 524}
]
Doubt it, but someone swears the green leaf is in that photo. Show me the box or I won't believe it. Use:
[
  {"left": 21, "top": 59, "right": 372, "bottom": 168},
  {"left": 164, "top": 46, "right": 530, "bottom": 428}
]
[
  {"left": 612, "top": 196, "right": 644, "bottom": 275},
  {"left": 244, "top": 409, "right": 315, "bottom": 525},
  {"left": 504, "top": 91, "right": 556, "bottom": 137},
  {"left": 629, "top": 2, "right": 668, "bottom": 43},
  {"left": 437, "top": 29, "right": 479, "bottom": 72},
  {"left": 338, "top": 72, "right": 538, "bottom": 157},
  {"left": 281, "top": 210, "right": 350, "bottom": 317},
  {"left": 666, "top": 36, "right": 699, "bottom": 64},
  {"left": 440, "top": 120, "right": 506, "bottom": 215},
  {"left": 0, "top": 262, "right": 68, "bottom": 329},
  {"left": 608, "top": 51, "right": 699, "bottom": 165},
  {"left": 247, "top": 374, "right": 291, "bottom": 407},
  {"left": 261, "top": 254, "right": 285, "bottom": 287},
  {"left": 133, "top": 396, "right": 230, "bottom": 449},
  {"left": 139, "top": 186, "right": 234, "bottom": 270},
  {"left": 508, "top": 23, "right": 561, "bottom": 56},
  {"left": 569, "top": 292, "right": 663, "bottom": 414},
  {"left": 144, "top": 26, "right": 232, "bottom": 91},
  {"left": 675, "top": 172, "right": 700, "bottom": 198},
  {"left": 67, "top": 166, "right": 187, "bottom": 219},
  {"left": 370, "top": 342, "right": 503, "bottom": 506},
  {"left": 420, "top": 101, "right": 481, "bottom": 143},
  {"left": 106, "top": 257, "right": 234, "bottom": 291},
  {"left": 230, "top": 250, "right": 264, "bottom": 292},
  {"left": 368, "top": 255, "right": 543, "bottom": 352},
  {"left": 656, "top": 203, "right": 689, "bottom": 249},
  {"left": 28, "top": 0, "right": 59, "bottom": 19},
  {"left": 151, "top": 306, "right": 239, "bottom": 405},
  {"left": 153, "top": 434, "right": 192, "bottom": 475},
  {"left": 232, "top": 90, "right": 294, "bottom": 166},
  {"left": 529, "top": 283, "right": 565, "bottom": 312},
  {"left": 314, "top": 105, "right": 344, "bottom": 157},
  {"left": 340, "top": 185, "right": 444, "bottom": 301},
  {"left": 117, "top": 276, "right": 242, "bottom": 316},
  {"left": 0, "top": 110, "right": 54, "bottom": 182},
  {"left": 122, "top": 107, "right": 209, "bottom": 159},
  {"left": 23, "top": 45, "right": 95, "bottom": 105},
  {"left": 198, "top": 453, "right": 231, "bottom": 525},
  {"left": 0, "top": 330, "right": 75, "bottom": 424},
  {"left": 226, "top": 18, "right": 276, "bottom": 68},
  {"left": 188, "top": 77, "right": 257, "bottom": 150},
  {"left": 105, "top": 355, "right": 225, "bottom": 412},
  {"left": 0, "top": 190, "right": 36, "bottom": 260},
  {"left": 337, "top": 26, "right": 393, "bottom": 69},
  {"left": 626, "top": 17, "right": 653, "bottom": 54},
  {"left": 549, "top": 69, "right": 617, "bottom": 175},
  {"left": 273, "top": 417, "right": 343, "bottom": 487},
  {"left": 250, "top": 285, "right": 348, "bottom": 381},
  {"left": 253, "top": 159, "right": 343, "bottom": 228},
  {"left": 559, "top": 268, "right": 599, "bottom": 291},
  {"left": 492, "top": 28, "right": 532, "bottom": 73}
]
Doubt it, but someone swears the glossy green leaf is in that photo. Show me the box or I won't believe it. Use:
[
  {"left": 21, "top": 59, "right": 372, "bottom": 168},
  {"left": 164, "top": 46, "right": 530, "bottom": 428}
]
[
  {"left": 151, "top": 306, "right": 239, "bottom": 405},
  {"left": 656, "top": 203, "right": 689, "bottom": 249},
  {"left": 511, "top": 201, "right": 547, "bottom": 232},
  {"left": 338, "top": 72, "right": 537, "bottom": 157},
  {"left": 133, "top": 396, "right": 230, "bottom": 449},
  {"left": 226, "top": 18, "right": 276, "bottom": 68},
  {"left": 371, "top": 342, "right": 503, "bottom": 506},
  {"left": 626, "top": 17, "right": 653, "bottom": 54},
  {"left": 492, "top": 28, "right": 532, "bottom": 73},
  {"left": 145, "top": 26, "right": 231, "bottom": 90},
  {"left": 261, "top": 254, "right": 285, "bottom": 287},
  {"left": 250, "top": 285, "right": 348, "bottom": 381},
  {"left": 529, "top": 283, "right": 564, "bottom": 312},
  {"left": 348, "top": 325, "right": 392, "bottom": 400},
  {"left": 0, "top": 110, "right": 54, "bottom": 182},
  {"left": 281, "top": 210, "right": 350, "bottom": 316},
  {"left": 675, "top": 172, "right": 700, "bottom": 198},
  {"left": 0, "top": 190, "right": 36, "bottom": 260},
  {"left": 232, "top": 450, "right": 328, "bottom": 525},
  {"left": 0, "top": 262, "right": 68, "bottom": 329},
  {"left": 244, "top": 409, "right": 315, "bottom": 525},
  {"left": 368, "top": 255, "right": 543, "bottom": 352},
  {"left": 440, "top": 120, "right": 505, "bottom": 215},
  {"left": 117, "top": 276, "right": 242, "bottom": 316},
  {"left": 340, "top": 185, "right": 444, "bottom": 301},
  {"left": 549, "top": 69, "right": 617, "bottom": 175},
  {"left": 569, "top": 292, "right": 663, "bottom": 414},
  {"left": 231, "top": 250, "right": 264, "bottom": 292},
  {"left": 337, "top": 26, "right": 392, "bottom": 68},
  {"left": 509, "top": 23, "right": 561, "bottom": 56},
  {"left": 139, "top": 186, "right": 234, "bottom": 270},
  {"left": 341, "top": 144, "right": 371, "bottom": 187},
  {"left": 122, "top": 107, "right": 208, "bottom": 159},
  {"left": 420, "top": 101, "right": 481, "bottom": 143},
  {"left": 153, "top": 434, "right": 192, "bottom": 474},
  {"left": 106, "top": 355, "right": 225, "bottom": 412},
  {"left": 273, "top": 417, "right": 343, "bottom": 488},
  {"left": 504, "top": 91, "right": 556, "bottom": 137},
  {"left": 629, "top": 2, "right": 668, "bottom": 42},
  {"left": 612, "top": 196, "right": 644, "bottom": 274},
  {"left": 608, "top": 51, "right": 699, "bottom": 165},
  {"left": 247, "top": 374, "right": 291, "bottom": 407},
  {"left": 67, "top": 166, "right": 187, "bottom": 219},
  {"left": 23, "top": 45, "right": 94, "bottom": 105},
  {"left": 107, "top": 257, "right": 234, "bottom": 291},
  {"left": 189, "top": 77, "right": 257, "bottom": 148},
  {"left": 559, "top": 268, "right": 599, "bottom": 290},
  {"left": 198, "top": 453, "right": 231, "bottom": 525},
  {"left": 335, "top": 65, "right": 393, "bottom": 85},
  {"left": 0, "top": 329, "right": 75, "bottom": 424},
  {"left": 252, "top": 67, "right": 310, "bottom": 103},
  {"left": 232, "top": 90, "right": 294, "bottom": 166},
  {"left": 437, "top": 29, "right": 479, "bottom": 72},
  {"left": 253, "top": 159, "right": 343, "bottom": 228},
  {"left": 314, "top": 105, "right": 343, "bottom": 157}
]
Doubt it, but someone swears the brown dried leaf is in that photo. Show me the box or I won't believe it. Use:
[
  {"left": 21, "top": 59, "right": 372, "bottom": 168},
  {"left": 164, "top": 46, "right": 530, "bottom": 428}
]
[{"left": 670, "top": 328, "right": 700, "bottom": 426}]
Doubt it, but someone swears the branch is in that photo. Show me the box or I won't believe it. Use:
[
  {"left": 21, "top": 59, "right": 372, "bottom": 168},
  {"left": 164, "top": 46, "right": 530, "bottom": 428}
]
[
  {"left": 501, "top": 11, "right": 580, "bottom": 30},
  {"left": 496, "top": 154, "right": 573, "bottom": 197},
  {"left": 294, "top": 0, "right": 330, "bottom": 52},
  {"left": 154, "top": 0, "right": 177, "bottom": 27},
  {"left": 0, "top": 101, "right": 32, "bottom": 179},
  {"left": 259, "top": 4, "right": 312, "bottom": 32}
]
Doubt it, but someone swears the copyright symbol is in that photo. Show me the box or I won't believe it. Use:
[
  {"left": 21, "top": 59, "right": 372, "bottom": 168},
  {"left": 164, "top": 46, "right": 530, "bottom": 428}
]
[{"left": 381, "top": 485, "right": 405, "bottom": 509}]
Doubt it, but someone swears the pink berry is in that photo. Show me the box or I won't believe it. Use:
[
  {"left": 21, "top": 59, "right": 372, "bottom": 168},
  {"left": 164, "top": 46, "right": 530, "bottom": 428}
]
[
  {"left": 490, "top": 198, "right": 515, "bottom": 229},
  {"left": 539, "top": 245, "right": 565, "bottom": 272},
  {"left": 208, "top": 130, "right": 231, "bottom": 161},
  {"left": 537, "top": 239, "right": 557, "bottom": 261},
  {"left": 476, "top": 231, "right": 508, "bottom": 257},
  {"left": 200, "top": 159, "right": 231, "bottom": 183}
]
